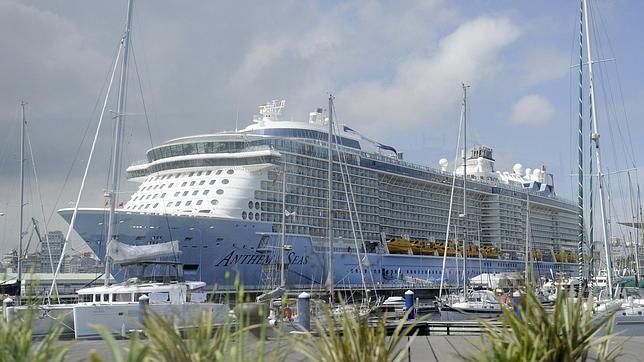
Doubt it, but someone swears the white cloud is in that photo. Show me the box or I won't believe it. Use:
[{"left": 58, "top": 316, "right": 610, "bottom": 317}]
[
  {"left": 336, "top": 16, "right": 520, "bottom": 134},
  {"left": 510, "top": 94, "right": 555, "bottom": 125}
]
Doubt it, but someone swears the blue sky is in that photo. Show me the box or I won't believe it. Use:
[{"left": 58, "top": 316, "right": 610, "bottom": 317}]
[{"left": 0, "top": 0, "right": 642, "bottom": 253}]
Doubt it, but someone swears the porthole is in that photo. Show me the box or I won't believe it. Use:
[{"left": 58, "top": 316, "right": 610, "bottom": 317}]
[
  {"left": 190, "top": 181, "right": 196, "bottom": 186},
  {"left": 196, "top": 200, "right": 203, "bottom": 205},
  {"left": 175, "top": 201, "right": 181, "bottom": 206},
  {"left": 153, "top": 203, "right": 159, "bottom": 208},
  {"left": 255, "top": 213, "right": 260, "bottom": 220},
  {"left": 192, "top": 190, "right": 198, "bottom": 196},
  {"left": 227, "top": 169, "right": 234, "bottom": 175},
  {"left": 174, "top": 192, "right": 180, "bottom": 197},
  {"left": 211, "top": 199, "right": 219, "bottom": 205},
  {"left": 222, "top": 179, "right": 229, "bottom": 184},
  {"left": 248, "top": 212, "right": 254, "bottom": 220},
  {"left": 255, "top": 202, "right": 260, "bottom": 210},
  {"left": 209, "top": 180, "right": 216, "bottom": 185},
  {"left": 203, "top": 190, "right": 209, "bottom": 195},
  {"left": 181, "top": 182, "right": 187, "bottom": 187},
  {"left": 199, "top": 180, "right": 205, "bottom": 185},
  {"left": 182, "top": 191, "right": 189, "bottom": 196},
  {"left": 216, "top": 170, "right": 222, "bottom": 175},
  {"left": 242, "top": 211, "right": 247, "bottom": 220},
  {"left": 216, "top": 189, "right": 224, "bottom": 195},
  {"left": 248, "top": 201, "right": 253, "bottom": 209},
  {"left": 186, "top": 201, "right": 192, "bottom": 206}
]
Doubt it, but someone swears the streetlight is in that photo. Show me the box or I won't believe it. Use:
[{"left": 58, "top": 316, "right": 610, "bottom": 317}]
[{"left": 189, "top": 227, "right": 203, "bottom": 281}]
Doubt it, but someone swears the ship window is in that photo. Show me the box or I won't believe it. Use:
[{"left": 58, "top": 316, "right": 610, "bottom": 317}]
[
  {"left": 196, "top": 200, "right": 203, "bottom": 205},
  {"left": 138, "top": 205, "right": 144, "bottom": 209},
  {"left": 169, "top": 183, "right": 174, "bottom": 188},
  {"left": 189, "top": 172, "right": 194, "bottom": 177},
  {"left": 248, "top": 201, "right": 253, "bottom": 209},
  {"left": 186, "top": 201, "right": 192, "bottom": 206},
  {"left": 190, "top": 181, "right": 196, "bottom": 186},
  {"left": 199, "top": 180, "right": 205, "bottom": 185},
  {"left": 153, "top": 185, "right": 159, "bottom": 189},
  {"left": 211, "top": 199, "right": 219, "bottom": 205},
  {"left": 174, "top": 192, "right": 180, "bottom": 197},
  {"left": 167, "top": 202, "right": 172, "bottom": 207},
  {"left": 153, "top": 194, "right": 158, "bottom": 198},
  {"left": 209, "top": 180, "right": 216, "bottom": 185},
  {"left": 153, "top": 203, "right": 159, "bottom": 208},
  {"left": 222, "top": 179, "right": 229, "bottom": 184},
  {"left": 175, "top": 174, "right": 180, "bottom": 178},
  {"left": 203, "top": 190, "right": 210, "bottom": 195},
  {"left": 199, "top": 210, "right": 210, "bottom": 213},
  {"left": 183, "top": 191, "right": 189, "bottom": 196},
  {"left": 160, "top": 184, "right": 165, "bottom": 189},
  {"left": 255, "top": 202, "right": 260, "bottom": 210},
  {"left": 255, "top": 213, "right": 260, "bottom": 220},
  {"left": 161, "top": 193, "right": 166, "bottom": 198},
  {"left": 181, "top": 182, "right": 187, "bottom": 187},
  {"left": 175, "top": 201, "right": 181, "bottom": 206},
  {"left": 242, "top": 211, "right": 247, "bottom": 220},
  {"left": 248, "top": 212, "right": 254, "bottom": 220},
  {"left": 192, "top": 190, "right": 198, "bottom": 195},
  {"left": 197, "top": 171, "right": 202, "bottom": 176},
  {"left": 206, "top": 171, "right": 212, "bottom": 175},
  {"left": 227, "top": 169, "right": 234, "bottom": 175},
  {"left": 146, "top": 204, "right": 151, "bottom": 208},
  {"left": 216, "top": 189, "right": 224, "bottom": 195},
  {"left": 216, "top": 170, "right": 223, "bottom": 175}
]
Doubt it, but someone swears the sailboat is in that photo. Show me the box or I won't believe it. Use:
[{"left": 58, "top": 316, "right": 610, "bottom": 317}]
[
  {"left": 438, "top": 85, "right": 503, "bottom": 319},
  {"left": 7, "top": 0, "right": 231, "bottom": 339}
]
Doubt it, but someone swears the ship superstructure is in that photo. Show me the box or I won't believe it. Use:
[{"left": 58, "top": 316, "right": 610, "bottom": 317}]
[{"left": 60, "top": 100, "right": 577, "bottom": 290}]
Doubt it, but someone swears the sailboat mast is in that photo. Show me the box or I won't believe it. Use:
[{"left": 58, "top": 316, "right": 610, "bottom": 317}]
[
  {"left": 525, "top": 193, "right": 530, "bottom": 284},
  {"left": 582, "top": 0, "right": 613, "bottom": 297},
  {"left": 280, "top": 164, "right": 286, "bottom": 288},
  {"left": 18, "top": 101, "right": 26, "bottom": 285},
  {"left": 325, "top": 94, "right": 334, "bottom": 298},
  {"left": 576, "top": 0, "right": 586, "bottom": 283},
  {"left": 105, "top": 0, "right": 135, "bottom": 287},
  {"left": 461, "top": 83, "right": 469, "bottom": 294}
]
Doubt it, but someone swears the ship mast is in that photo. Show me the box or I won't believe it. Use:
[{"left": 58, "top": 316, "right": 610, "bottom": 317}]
[
  {"left": 105, "top": 0, "right": 135, "bottom": 287},
  {"left": 325, "top": 94, "right": 335, "bottom": 299},
  {"left": 582, "top": 0, "right": 613, "bottom": 297},
  {"left": 18, "top": 101, "right": 27, "bottom": 287}
]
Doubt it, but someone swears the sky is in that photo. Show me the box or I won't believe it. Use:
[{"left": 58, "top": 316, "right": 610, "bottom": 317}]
[{"left": 1, "top": 0, "right": 643, "bottom": 255}]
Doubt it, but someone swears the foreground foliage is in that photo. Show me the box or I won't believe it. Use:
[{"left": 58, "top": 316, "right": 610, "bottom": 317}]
[
  {"left": 463, "top": 288, "right": 622, "bottom": 362},
  {"left": 291, "top": 304, "right": 421, "bottom": 362},
  {"left": 0, "top": 307, "right": 68, "bottom": 362}
]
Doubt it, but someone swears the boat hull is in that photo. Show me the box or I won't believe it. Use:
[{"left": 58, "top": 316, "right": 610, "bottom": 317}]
[{"left": 59, "top": 209, "right": 576, "bottom": 291}]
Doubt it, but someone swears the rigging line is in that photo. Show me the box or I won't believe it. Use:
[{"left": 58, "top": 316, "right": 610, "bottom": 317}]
[
  {"left": 592, "top": 0, "right": 636, "bottom": 168},
  {"left": 439, "top": 88, "right": 465, "bottom": 299},
  {"left": 46, "top": 41, "right": 123, "bottom": 228},
  {"left": 130, "top": 41, "right": 155, "bottom": 148},
  {"left": 25, "top": 125, "right": 57, "bottom": 275},
  {"left": 331, "top": 110, "right": 377, "bottom": 297},
  {"left": 48, "top": 42, "right": 123, "bottom": 302}
]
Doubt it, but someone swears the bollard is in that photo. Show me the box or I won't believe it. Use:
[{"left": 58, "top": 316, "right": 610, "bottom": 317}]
[
  {"left": 512, "top": 291, "right": 521, "bottom": 316},
  {"left": 404, "top": 290, "right": 415, "bottom": 319},
  {"left": 138, "top": 295, "right": 150, "bottom": 326},
  {"left": 297, "top": 292, "right": 311, "bottom": 331},
  {"left": 3, "top": 297, "right": 14, "bottom": 322}
]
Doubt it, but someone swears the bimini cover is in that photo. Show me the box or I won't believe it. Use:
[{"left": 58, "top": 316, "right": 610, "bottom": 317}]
[{"left": 107, "top": 240, "right": 180, "bottom": 263}]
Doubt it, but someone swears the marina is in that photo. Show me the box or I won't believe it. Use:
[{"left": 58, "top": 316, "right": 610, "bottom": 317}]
[{"left": 1, "top": 0, "right": 644, "bottom": 360}]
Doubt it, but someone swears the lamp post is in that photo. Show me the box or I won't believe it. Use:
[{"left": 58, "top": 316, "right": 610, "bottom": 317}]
[{"left": 189, "top": 227, "right": 203, "bottom": 281}]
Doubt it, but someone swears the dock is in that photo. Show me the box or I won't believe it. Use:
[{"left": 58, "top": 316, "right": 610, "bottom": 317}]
[{"left": 61, "top": 335, "right": 644, "bottom": 361}]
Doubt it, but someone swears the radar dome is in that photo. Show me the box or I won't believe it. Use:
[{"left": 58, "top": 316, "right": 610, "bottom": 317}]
[
  {"left": 513, "top": 163, "right": 523, "bottom": 174},
  {"left": 439, "top": 158, "right": 449, "bottom": 171}
]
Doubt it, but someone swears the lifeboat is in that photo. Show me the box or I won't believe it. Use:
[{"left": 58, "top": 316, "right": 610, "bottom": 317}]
[
  {"left": 410, "top": 240, "right": 435, "bottom": 255},
  {"left": 386, "top": 238, "right": 412, "bottom": 254}
]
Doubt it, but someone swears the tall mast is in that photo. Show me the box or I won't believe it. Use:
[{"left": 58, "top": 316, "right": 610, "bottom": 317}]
[
  {"left": 525, "top": 193, "right": 531, "bottom": 284},
  {"left": 583, "top": 0, "right": 613, "bottom": 297},
  {"left": 18, "top": 101, "right": 27, "bottom": 286},
  {"left": 461, "top": 83, "right": 469, "bottom": 295},
  {"left": 280, "top": 164, "right": 287, "bottom": 288},
  {"left": 325, "top": 94, "right": 335, "bottom": 298},
  {"left": 105, "top": 0, "right": 135, "bottom": 287},
  {"left": 576, "top": 0, "right": 586, "bottom": 282}
]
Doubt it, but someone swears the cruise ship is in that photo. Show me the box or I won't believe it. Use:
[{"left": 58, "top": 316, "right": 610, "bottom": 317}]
[{"left": 60, "top": 100, "right": 577, "bottom": 291}]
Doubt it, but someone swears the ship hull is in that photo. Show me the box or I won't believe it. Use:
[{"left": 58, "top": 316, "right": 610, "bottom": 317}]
[{"left": 60, "top": 209, "right": 575, "bottom": 291}]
